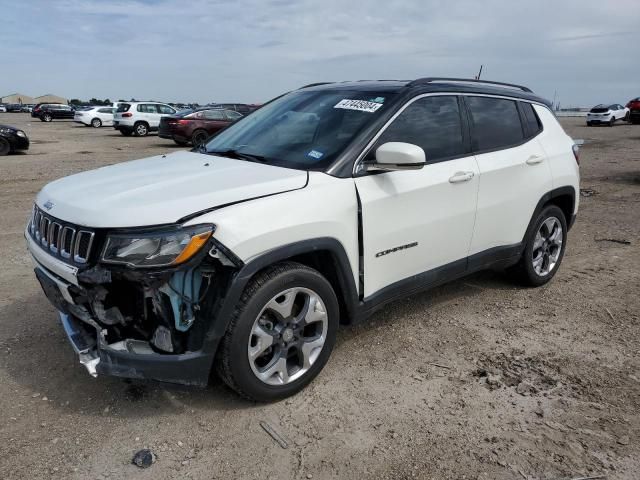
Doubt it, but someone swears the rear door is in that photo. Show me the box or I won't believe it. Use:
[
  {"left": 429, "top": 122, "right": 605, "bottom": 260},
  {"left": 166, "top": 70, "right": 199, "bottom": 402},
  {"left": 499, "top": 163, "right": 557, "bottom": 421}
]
[
  {"left": 465, "top": 96, "right": 553, "bottom": 257},
  {"left": 98, "top": 107, "right": 115, "bottom": 125},
  {"left": 355, "top": 95, "right": 479, "bottom": 297},
  {"left": 139, "top": 104, "right": 161, "bottom": 128},
  {"left": 202, "top": 109, "right": 229, "bottom": 134}
]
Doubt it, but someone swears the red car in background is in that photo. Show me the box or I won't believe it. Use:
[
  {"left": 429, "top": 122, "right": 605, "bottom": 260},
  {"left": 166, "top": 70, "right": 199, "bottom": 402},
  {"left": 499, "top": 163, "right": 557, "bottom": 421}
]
[
  {"left": 627, "top": 97, "right": 640, "bottom": 124},
  {"left": 159, "top": 108, "right": 243, "bottom": 147}
]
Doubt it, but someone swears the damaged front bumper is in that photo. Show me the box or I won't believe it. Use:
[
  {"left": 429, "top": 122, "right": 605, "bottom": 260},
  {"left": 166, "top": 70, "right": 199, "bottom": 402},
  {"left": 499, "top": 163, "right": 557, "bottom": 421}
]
[
  {"left": 59, "top": 311, "right": 214, "bottom": 385},
  {"left": 27, "top": 228, "right": 240, "bottom": 387}
]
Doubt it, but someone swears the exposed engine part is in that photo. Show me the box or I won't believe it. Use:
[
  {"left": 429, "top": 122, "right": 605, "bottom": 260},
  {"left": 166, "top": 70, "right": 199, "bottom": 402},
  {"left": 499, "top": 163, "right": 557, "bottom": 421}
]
[{"left": 151, "top": 325, "right": 174, "bottom": 352}]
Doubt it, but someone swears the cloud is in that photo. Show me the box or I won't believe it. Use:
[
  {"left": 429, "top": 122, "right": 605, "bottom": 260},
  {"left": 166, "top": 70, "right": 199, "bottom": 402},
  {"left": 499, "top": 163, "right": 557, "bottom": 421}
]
[{"left": 1, "top": 0, "right": 639, "bottom": 106}]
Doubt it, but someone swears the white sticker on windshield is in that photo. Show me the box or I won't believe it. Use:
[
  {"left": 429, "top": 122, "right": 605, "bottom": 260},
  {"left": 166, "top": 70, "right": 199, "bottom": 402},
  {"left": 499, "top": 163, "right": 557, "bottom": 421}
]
[{"left": 334, "top": 99, "right": 383, "bottom": 113}]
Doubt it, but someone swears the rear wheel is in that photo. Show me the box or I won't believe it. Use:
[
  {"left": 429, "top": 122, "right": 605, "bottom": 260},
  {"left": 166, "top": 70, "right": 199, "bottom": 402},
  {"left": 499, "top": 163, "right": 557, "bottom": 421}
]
[
  {"left": 508, "top": 205, "right": 567, "bottom": 287},
  {"left": 42, "top": 114, "right": 52, "bottom": 122},
  {"left": 216, "top": 262, "right": 339, "bottom": 401},
  {"left": 0, "top": 137, "right": 10, "bottom": 156},
  {"left": 191, "top": 129, "right": 209, "bottom": 147},
  {"left": 134, "top": 122, "right": 149, "bottom": 136},
  {"left": 91, "top": 118, "right": 102, "bottom": 128}
]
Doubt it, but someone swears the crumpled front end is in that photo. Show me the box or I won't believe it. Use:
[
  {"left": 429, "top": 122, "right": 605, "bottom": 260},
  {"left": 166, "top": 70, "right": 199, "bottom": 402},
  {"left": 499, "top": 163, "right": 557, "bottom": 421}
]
[{"left": 26, "top": 207, "right": 242, "bottom": 386}]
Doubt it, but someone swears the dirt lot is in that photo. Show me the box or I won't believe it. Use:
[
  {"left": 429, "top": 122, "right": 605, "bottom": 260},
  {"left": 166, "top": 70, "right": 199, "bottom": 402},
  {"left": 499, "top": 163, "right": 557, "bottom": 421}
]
[{"left": 0, "top": 114, "right": 638, "bottom": 480}]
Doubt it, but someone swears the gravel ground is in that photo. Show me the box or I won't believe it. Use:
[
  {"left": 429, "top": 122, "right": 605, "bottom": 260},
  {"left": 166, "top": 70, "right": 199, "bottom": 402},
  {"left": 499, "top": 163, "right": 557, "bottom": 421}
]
[{"left": 0, "top": 113, "right": 638, "bottom": 480}]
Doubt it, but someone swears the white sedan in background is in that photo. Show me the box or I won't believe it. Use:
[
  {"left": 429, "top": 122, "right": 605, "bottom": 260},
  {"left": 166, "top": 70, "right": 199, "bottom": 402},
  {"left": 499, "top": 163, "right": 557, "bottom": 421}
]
[
  {"left": 74, "top": 106, "right": 115, "bottom": 128},
  {"left": 586, "top": 103, "right": 629, "bottom": 126}
]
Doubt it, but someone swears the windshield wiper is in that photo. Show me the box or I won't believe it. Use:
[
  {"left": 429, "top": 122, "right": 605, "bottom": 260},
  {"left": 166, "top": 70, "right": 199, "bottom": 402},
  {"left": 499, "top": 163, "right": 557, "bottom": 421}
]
[{"left": 206, "top": 148, "right": 268, "bottom": 163}]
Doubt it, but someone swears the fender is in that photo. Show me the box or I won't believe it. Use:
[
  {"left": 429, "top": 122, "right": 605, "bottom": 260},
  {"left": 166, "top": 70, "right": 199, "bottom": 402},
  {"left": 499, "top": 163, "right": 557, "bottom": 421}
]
[
  {"left": 201, "top": 237, "right": 359, "bottom": 356},
  {"left": 522, "top": 186, "right": 577, "bottom": 245}
]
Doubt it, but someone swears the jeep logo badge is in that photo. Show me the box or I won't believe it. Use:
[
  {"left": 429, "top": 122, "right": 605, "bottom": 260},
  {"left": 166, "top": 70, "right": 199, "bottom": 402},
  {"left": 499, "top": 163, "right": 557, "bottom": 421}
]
[{"left": 43, "top": 200, "right": 54, "bottom": 210}]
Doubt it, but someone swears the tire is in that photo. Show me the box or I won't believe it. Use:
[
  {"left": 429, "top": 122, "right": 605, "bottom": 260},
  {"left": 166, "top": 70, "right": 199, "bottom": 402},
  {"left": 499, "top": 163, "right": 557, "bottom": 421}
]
[
  {"left": 0, "top": 137, "right": 10, "bottom": 156},
  {"left": 624, "top": 112, "right": 630, "bottom": 122},
  {"left": 134, "top": 122, "right": 149, "bottom": 137},
  {"left": 508, "top": 205, "right": 567, "bottom": 287},
  {"left": 173, "top": 139, "right": 188, "bottom": 146},
  {"left": 91, "top": 118, "right": 102, "bottom": 128},
  {"left": 43, "top": 114, "right": 52, "bottom": 122},
  {"left": 120, "top": 129, "right": 133, "bottom": 136},
  {"left": 609, "top": 117, "right": 615, "bottom": 127},
  {"left": 216, "top": 262, "right": 339, "bottom": 401},
  {"left": 586, "top": 122, "right": 592, "bottom": 127},
  {"left": 191, "top": 129, "right": 209, "bottom": 147}
]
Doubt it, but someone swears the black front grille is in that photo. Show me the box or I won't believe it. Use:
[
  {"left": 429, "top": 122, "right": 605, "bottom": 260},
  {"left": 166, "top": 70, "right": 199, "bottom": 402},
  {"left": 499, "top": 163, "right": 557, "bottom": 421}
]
[{"left": 29, "top": 205, "right": 95, "bottom": 264}]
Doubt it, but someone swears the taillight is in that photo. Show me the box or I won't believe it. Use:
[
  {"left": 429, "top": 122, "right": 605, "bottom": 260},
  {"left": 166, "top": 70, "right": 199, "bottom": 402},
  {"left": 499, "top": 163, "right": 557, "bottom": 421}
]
[
  {"left": 572, "top": 144, "right": 580, "bottom": 165},
  {"left": 177, "top": 119, "right": 190, "bottom": 125},
  {"left": 122, "top": 112, "right": 132, "bottom": 117}
]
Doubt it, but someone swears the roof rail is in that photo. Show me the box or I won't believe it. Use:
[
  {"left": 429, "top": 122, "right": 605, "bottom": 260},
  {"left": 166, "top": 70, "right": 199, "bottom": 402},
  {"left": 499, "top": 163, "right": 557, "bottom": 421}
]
[
  {"left": 408, "top": 77, "right": 533, "bottom": 93},
  {"left": 298, "top": 82, "right": 334, "bottom": 89}
]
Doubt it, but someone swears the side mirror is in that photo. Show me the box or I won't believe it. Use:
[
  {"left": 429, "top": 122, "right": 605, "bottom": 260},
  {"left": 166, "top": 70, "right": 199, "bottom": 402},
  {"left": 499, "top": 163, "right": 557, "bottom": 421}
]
[{"left": 365, "top": 142, "right": 426, "bottom": 172}]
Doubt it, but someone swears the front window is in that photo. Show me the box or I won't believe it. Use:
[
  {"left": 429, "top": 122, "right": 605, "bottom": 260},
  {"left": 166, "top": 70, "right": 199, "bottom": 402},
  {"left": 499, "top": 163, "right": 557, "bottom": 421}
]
[{"left": 203, "top": 90, "right": 397, "bottom": 170}]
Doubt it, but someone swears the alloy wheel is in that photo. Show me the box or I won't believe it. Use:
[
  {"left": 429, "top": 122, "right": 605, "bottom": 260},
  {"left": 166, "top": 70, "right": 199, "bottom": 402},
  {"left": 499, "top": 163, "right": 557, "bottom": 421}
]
[
  {"left": 248, "top": 287, "right": 328, "bottom": 386},
  {"left": 532, "top": 217, "right": 563, "bottom": 276},
  {"left": 136, "top": 124, "right": 148, "bottom": 136}
]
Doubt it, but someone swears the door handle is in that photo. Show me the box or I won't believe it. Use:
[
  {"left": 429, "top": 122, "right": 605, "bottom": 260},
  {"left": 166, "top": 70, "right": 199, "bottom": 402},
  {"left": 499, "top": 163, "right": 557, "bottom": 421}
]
[
  {"left": 448, "top": 171, "right": 475, "bottom": 183},
  {"left": 526, "top": 155, "right": 544, "bottom": 165}
]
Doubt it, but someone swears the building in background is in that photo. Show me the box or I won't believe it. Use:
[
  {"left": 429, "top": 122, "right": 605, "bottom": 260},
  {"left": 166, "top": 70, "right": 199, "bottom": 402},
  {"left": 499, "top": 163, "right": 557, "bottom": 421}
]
[
  {"left": 34, "top": 94, "right": 68, "bottom": 105},
  {"left": 0, "top": 93, "right": 36, "bottom": 105}
]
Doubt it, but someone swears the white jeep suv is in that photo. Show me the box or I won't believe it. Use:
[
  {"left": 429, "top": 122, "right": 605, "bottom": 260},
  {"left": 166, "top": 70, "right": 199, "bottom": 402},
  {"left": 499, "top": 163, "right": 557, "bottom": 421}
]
[
  {"left": 26, "top": 78, "right": 579, "bottom": 401},
  {"left": 113, "top": 101, "right": 177, "bottom": 136}
]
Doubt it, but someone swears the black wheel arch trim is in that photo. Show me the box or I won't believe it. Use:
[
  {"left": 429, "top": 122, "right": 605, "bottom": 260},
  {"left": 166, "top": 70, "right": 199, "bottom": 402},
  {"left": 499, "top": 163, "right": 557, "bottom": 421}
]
[
  {"left": 522, "top": 186, "right": 576, "bottom": 243},
  {"left": 201, "top": 237, "right": 359, "bottom": 356}
]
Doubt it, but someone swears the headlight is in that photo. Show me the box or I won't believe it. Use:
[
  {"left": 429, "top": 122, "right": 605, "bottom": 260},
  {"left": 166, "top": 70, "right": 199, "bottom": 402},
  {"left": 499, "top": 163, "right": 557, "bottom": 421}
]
[
  {"left": 16, "top": 130, "right": 27, "bottom": 137},
  {"left": 101, "top": 224, "right": 214, "bottom": 267}
]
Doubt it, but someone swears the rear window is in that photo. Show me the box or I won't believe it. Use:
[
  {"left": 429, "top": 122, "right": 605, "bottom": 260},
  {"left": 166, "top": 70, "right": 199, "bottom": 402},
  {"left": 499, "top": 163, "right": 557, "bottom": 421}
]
[
  {"left": 138, "top": 104, "right": 159, "bottom": 113},
  {"left": 521, "top": 102, "right": 543, "bottom": 138},
  {"left": 466, "top": 96, "right": 524, "bottom": 151},
  {"left": 117, "top": 103, "right": 131, "bottom": 112},
  {"left": 203, "top": 109, "right": 225, "bottom": 120}
]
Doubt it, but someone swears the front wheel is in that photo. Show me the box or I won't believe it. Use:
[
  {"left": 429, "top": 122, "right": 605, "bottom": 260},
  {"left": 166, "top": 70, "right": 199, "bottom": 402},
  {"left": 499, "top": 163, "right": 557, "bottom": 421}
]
[
  {"left": 0, "top": 137, "right": 10, "bottom": 156},
  {"left": 216, "top": 262, "right": 339, "bottom": 401},
  {"left": 609, "top": 117, "right": 615, "bottom": 127},
  {"left": 508, "top": 205, "right": 567, "bottom": 287}
]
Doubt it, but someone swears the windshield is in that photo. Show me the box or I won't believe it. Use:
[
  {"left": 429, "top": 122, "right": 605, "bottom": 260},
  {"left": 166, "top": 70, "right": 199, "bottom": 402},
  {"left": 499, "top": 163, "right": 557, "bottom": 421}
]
[{"left": 203, "top": 90, "right": 397, "bottom": 170}]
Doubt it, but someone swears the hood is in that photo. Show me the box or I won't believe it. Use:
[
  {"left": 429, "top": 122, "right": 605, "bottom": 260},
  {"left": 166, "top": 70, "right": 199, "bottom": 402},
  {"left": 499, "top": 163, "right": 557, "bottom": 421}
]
[{"left": 36, "top": 151, "right": 308, "bottom": 228}]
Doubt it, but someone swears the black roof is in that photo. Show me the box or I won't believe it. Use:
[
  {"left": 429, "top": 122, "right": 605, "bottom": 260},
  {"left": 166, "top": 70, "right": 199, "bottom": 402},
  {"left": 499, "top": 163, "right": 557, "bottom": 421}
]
[{"left": 300, "top": 77, "right": 551, "bottom": 107}]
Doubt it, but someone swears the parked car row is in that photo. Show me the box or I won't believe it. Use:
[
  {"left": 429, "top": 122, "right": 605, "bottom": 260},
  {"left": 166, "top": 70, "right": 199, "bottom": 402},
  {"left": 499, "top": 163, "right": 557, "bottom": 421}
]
[
  {"left": 113, "top": 101, "right": 255, "bottom": 145},
  {"left": 0, "top": 103, "right": 35, "bottom": 113}
]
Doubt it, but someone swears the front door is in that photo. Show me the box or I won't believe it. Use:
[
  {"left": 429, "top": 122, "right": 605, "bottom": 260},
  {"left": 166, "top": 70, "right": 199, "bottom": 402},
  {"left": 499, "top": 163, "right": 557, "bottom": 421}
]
[{"left": 355, "top": 95, "right": 479, "bottom": 298}]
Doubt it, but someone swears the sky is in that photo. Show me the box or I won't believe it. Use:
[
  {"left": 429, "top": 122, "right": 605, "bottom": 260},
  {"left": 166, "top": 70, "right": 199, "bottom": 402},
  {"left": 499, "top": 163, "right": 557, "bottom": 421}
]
[{"left": 1, "top": 0, "right": 639, "bottom": 107}]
